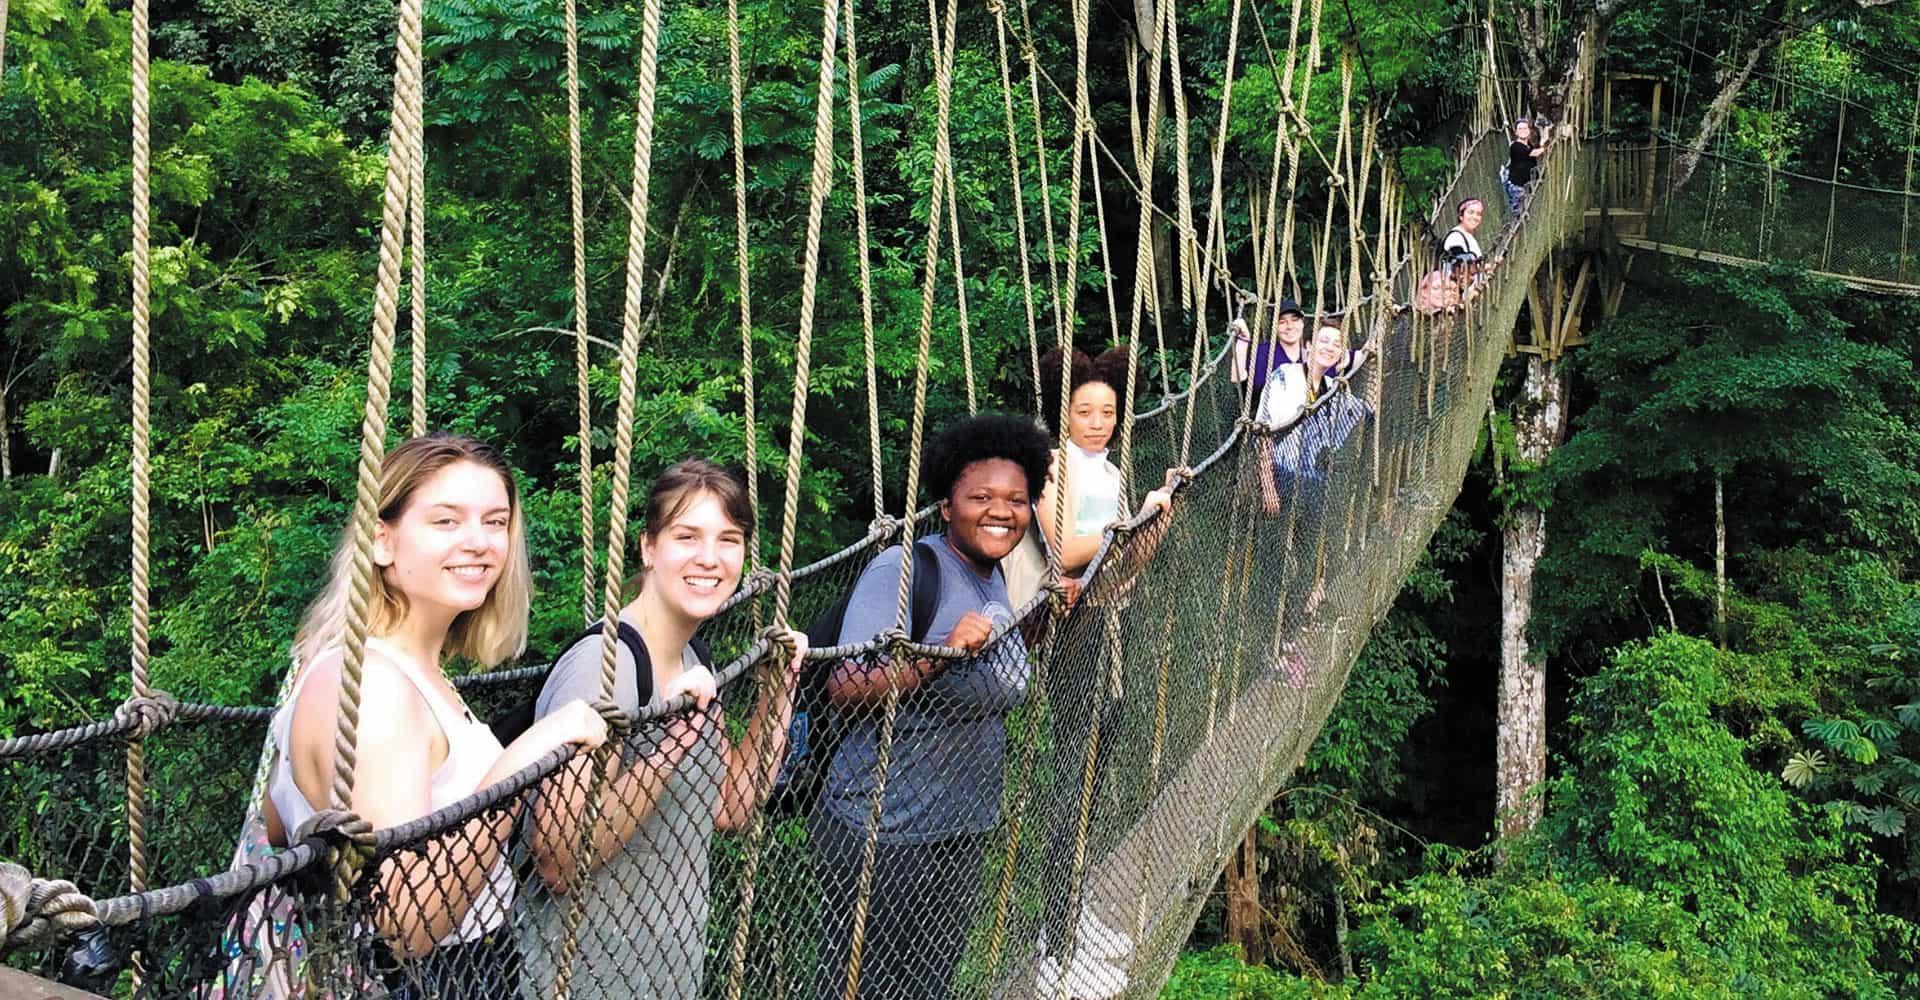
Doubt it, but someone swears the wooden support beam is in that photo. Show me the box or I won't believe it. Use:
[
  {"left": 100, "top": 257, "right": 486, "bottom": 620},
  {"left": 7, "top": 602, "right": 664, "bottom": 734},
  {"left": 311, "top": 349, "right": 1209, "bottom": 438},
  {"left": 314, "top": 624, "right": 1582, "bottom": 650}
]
[
  {"left": 1556, "top": 256, "right": 1593, "bottom": 358},
  {"left": 0, "top": 967, "right": 107, "bottom": 1000},
  {"left": 1614, "top": 237, "right": 1920, "bottom": 297}
]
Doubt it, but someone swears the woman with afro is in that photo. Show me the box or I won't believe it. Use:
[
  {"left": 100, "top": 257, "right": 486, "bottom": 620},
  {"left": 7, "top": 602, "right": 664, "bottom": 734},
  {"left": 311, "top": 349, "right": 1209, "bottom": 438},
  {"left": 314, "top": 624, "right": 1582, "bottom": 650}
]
[{"left": 811, "top": 413, "right": 1053, "bottom": 1000}]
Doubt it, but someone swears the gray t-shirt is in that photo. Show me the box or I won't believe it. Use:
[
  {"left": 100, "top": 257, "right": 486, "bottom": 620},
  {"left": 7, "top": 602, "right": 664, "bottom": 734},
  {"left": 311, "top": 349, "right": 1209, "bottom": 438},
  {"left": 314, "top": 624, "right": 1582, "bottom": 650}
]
[
  {"left": 518, "top": 627, "right": 722, "bottom": 1000},
  {"left": 820, "top": 533, "right": 1031, "bottom": 845}
]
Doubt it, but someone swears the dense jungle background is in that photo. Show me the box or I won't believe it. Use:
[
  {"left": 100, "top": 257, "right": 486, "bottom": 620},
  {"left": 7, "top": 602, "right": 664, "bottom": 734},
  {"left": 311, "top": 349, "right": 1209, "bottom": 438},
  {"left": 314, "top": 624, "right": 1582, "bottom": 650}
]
[{"left": 4, "top": 0, "right": 1920, "bottom": 994}]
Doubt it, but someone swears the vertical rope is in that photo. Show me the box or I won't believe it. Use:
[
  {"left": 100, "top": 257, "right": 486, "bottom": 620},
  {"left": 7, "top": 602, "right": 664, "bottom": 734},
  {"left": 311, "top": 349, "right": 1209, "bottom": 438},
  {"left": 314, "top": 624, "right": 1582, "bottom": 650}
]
[
  {"left": 766, "top": 0, "right": 842, "bottom": 626},
  {"left": 1017, "top": 0, "right": 1065, "bottom": 338},
  {"left": 1057, "top": 0, "right": 1093, "bottom": 343},
  {"left": 126, "top": 0, "right": 154, "bottom": 941},
  {"left": 724, "top": 0, "right": 845, "bottom": 988},
  {"left": 589, "top": 0, "right": 669, "bottom": 694},
  {"left": 844, "top": 0, "right": 885, "bottom": 513},
  {"left": 553, "top": 0, "right": 669, "bottom": 992},
  {"left": 329, "top": 0, "right": 425, "bottom": 821},
  {"left": 991, "top": 3, "right": 1046, "bottom": 415},
  {"left": 407, "top": 130, "right": 427, "bottom": 438},
  {"left": 1121, "top": 0, "right": 1170, "bottom": 437},
  {"left": 840, "top": 2, "right": 955, "bottom": 994},
  {"left": 730, "top": 0, "right": 761, "bottom": 556},
  {"left": 944, "top": 157, "right": 977, "bottom": 414},
  {"left": 566, "top": 0, "right": 595, "bottom": 623}
]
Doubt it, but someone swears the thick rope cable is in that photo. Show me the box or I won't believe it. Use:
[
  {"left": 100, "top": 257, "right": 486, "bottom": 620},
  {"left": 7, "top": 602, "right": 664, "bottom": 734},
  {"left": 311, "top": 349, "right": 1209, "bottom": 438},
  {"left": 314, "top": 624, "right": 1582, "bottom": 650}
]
[
  {"left": 319, "top": 0, "right": 425, "bottom": 922},
  {"left": 765, "top": 0, "right": 840, "bottom": 627},
  {"left": 729, "top": 0, "right": 761, "bottom": 561},
  {"left": 839, "top": 1, "right": 955, "bottom": 993},
  {"left": 1118, "top": 0, "right": 1169, "bottom": 458},
  {"left": 1168, "top": 0, "right": 1217, "bottom": 469},
  {"left": 1061, "top": 0, "right": 1093, "bottom": 339},
  {"left": 944, "top": 155, "right": 977, "bottom": 414},
  {"left": 408, "top": 130, "right": 427, "bottom": 438},
  {"left": 126, "top": 0, "right": 155, "bottom": 950},
  {"left": 722, "top": 0, "right": 844, "bottom": 987},
  {"left": 990, "top": 2, "right": 1046, "bottom": 414},
  {"left": 588, "top": 0, "right": 669, "bottom": 707},
  {"left": 553, "top": 0, "right": 670, "bottom": 991},
  {"left": 1124, "top": 41, "right": 1174, "bottom": 399},
  {"left": 842, "top": 0, "right": 885, "bottom": 516},
  {"left": 567, "top": 0, "right": 595, "bottom": 623},
  {"left": 1016, "top": 0, "right": 1065, "bottom": 338}
]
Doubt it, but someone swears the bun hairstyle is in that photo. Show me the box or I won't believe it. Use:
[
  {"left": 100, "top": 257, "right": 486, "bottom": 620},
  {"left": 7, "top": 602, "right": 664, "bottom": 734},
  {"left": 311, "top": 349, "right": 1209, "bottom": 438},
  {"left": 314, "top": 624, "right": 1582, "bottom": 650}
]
[{"left": 1038, "top": 342, "right": 1143, "bottom": 435}]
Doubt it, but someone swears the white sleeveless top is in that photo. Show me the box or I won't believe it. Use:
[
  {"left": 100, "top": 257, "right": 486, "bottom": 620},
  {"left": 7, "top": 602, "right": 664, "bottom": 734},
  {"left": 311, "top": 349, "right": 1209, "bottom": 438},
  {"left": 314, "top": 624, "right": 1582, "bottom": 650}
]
[{"left": 268, "top": 637, "right": 513, "bottom": 945}]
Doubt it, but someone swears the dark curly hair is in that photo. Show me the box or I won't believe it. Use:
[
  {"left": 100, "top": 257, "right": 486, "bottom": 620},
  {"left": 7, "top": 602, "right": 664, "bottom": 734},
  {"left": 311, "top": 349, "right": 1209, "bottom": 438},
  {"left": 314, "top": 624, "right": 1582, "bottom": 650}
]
[
  {"left": 922, "top": 412, "right": 1053, "bottom": 503},
  {"left": 1037, "top": 343, "right": 1143, "bottom": 434}
]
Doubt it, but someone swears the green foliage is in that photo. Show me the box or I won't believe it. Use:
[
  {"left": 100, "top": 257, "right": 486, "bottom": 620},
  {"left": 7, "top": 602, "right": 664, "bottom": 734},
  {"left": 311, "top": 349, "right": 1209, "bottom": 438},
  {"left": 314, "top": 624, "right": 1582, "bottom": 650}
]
[
  {"left": 1536, "top": 262, "right": 1920, "bottom": 656},
  {"left": 1535, "top": 634, "right": 1891, "bottom": 996},
  {"left": 1161, "top": 945, "right": 1334, "bottom": 999}
]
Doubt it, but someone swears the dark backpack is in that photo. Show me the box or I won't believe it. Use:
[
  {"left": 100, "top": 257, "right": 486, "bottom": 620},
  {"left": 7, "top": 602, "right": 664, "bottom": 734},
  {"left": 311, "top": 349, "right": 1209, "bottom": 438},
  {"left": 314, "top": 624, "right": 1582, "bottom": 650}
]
[
  {"left": 489, "top": 620, "right": 714, "bottom": 746},
  {"left": 765, "top": 540, "right": 943, "bottom": 819}
]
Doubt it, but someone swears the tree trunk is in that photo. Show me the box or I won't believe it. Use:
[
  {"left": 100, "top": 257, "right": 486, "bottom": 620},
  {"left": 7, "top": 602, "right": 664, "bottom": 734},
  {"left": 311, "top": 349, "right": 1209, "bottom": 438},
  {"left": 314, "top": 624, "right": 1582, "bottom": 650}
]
[
  {"left": 1224, "top": 826, "right": 1264, "bottom": 964},
  {"left": 1133, "top": 0, "right": 1157, "bottom": 52},
  {"left": 1497, "top": 352, "right": 1568, "bottom": 840},
  {"left": 1714, "top": 471, "right": 1727, "bottom": 646},
  {"left": 1333, "top": 889, "right": 1353, "bottom": 981},
  {"left": 1667, "top": 42, "right": 1768, "bottom": 197},
  {"left": 1, "top": 385, "right": 10, "bottom": 480},
  {"left": 1666, "top": 0, "right": 1898, "bottom": 197}
]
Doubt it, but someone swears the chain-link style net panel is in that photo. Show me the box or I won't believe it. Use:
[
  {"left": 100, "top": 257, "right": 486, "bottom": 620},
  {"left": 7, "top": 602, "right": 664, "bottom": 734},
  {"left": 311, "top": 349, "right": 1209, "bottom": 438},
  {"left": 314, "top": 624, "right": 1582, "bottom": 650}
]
[{"left": 0, "top": 712, "right": 266, "bottom": 905}]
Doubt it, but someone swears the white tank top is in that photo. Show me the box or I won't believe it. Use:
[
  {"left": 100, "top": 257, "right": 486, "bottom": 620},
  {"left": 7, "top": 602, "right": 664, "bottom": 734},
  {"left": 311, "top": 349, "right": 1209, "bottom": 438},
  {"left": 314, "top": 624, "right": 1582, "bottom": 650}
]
[{"left": 268, "top": 637, "right": 513, "bottom": 945}]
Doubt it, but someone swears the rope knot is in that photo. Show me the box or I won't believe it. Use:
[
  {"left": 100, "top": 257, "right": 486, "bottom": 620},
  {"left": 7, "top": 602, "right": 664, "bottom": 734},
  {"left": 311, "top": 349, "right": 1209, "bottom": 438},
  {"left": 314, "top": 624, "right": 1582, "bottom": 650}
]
[
  {"left": 114, "top": 690, "right": 181, "bottom": 739},
  {"left": 1043, "top": 575, "right": 1074, "bottom": 620},
  {"left": 292, "top": 809, "right": 376, "bottom": 849},
  {"left": 741, "top": 567, "right": 783, "bottom": 598},
  {"left": 589, "top": 698, "right": 632, "bottom": 732},
  {"left": 293, "top": 808, "right": 377, "bottom": 902},
  {"left": 0, "top": 863, "right": 99, "bottom": 949},
  {"left": 755, "top": 625, "right": 800, "bottom": 666},
  {"left": 866, "top": 514, "right": 902, "bottom": 542}
]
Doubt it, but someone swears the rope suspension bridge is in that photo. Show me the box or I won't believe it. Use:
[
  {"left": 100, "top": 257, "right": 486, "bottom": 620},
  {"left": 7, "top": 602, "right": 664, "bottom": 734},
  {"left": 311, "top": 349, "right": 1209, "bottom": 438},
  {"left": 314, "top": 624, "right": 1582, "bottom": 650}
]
[
  {"left": 1592, "top": 139, "right": 1920, "bottom": 296},
  {"left": 0, "top": 2, "right": 1607, "bottom": 998}
]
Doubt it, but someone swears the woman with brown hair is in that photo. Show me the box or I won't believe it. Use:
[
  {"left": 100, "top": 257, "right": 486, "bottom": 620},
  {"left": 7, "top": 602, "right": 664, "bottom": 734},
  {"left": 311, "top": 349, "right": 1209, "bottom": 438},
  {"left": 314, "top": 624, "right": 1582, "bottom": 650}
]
[{"left": 522, "top": 459, "right": 807, "bottom": 1000}]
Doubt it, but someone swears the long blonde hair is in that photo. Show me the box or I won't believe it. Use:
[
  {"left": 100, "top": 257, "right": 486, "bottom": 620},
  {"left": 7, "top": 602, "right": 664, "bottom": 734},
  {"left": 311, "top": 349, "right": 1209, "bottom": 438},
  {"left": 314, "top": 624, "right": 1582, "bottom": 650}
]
[{"left": 293, "top": 433, "right": 531, "bottom": 669}]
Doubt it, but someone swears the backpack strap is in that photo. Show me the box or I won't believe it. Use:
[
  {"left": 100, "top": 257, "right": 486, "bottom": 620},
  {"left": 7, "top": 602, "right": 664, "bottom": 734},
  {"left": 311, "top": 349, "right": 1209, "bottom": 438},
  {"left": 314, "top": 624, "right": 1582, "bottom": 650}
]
[
  {"left": 906, "top": 539, "right": 943, "bottom": 643},
  {"left": 568, "top": 619, "right": 654, "bottom": 707}
]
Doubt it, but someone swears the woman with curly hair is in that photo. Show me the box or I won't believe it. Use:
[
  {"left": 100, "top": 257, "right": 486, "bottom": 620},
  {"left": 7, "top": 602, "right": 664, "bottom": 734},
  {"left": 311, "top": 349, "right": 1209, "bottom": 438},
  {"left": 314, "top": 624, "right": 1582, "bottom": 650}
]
[{"left": 811, "top": 413, "right": 1053, "bottom": 1000}]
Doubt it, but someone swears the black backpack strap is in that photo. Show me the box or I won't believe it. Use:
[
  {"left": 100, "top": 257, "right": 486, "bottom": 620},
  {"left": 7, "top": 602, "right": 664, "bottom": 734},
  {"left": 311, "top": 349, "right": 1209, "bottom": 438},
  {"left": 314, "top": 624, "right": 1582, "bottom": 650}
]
[
  {"left": 906, "top": 539, "right": 943, "bottom": 643},
  {"left": 570, "top": 619, "right": 654, "bottom": 707},
  {"left": 688, "top": 634, "right": 715, "bottom": 669}
]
